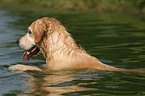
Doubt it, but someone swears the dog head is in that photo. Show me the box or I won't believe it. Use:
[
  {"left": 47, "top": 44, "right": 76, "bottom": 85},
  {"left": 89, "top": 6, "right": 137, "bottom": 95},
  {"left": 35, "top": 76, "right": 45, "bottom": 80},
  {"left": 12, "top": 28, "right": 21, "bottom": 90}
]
[
  {"left": 17, "top": 17, "right": 52, "bottom": 61},
  {"left": 17, "top": 17, "right": 67, "bottom": 61}
]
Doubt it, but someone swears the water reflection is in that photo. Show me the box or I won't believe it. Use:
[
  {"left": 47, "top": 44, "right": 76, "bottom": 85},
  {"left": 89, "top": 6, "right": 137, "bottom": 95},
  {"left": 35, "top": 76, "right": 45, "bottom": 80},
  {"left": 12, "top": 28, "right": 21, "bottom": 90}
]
[
  {"left": 18, "top": 69, "right": 145, "bottom": 96},
  {"left": 23, "top": 70, "right": 99, "bottom": 95}
]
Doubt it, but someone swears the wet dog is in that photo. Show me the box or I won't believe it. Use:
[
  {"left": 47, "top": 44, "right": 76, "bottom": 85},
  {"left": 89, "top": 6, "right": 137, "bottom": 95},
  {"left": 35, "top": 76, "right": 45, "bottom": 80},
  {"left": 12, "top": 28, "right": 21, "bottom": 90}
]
[{"left": 9, "top": 17, "right": 132, "bottom": 72}]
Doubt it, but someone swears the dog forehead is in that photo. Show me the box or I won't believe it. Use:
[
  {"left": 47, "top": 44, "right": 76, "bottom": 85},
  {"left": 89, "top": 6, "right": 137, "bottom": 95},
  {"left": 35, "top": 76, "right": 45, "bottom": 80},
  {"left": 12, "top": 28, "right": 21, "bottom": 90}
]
[
  {"left": 28, "top": 19, "right": 44, "bottom": 29},
  {"left": 32, "top": 19, "right": 43, "bottom": 26}
]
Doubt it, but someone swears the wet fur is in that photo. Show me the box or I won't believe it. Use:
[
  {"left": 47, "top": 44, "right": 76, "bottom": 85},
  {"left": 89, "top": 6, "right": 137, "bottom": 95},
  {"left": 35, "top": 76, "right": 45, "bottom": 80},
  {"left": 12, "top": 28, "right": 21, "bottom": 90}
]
[{"left": 9, "top": 17, "right": 133, "bottom": 72}]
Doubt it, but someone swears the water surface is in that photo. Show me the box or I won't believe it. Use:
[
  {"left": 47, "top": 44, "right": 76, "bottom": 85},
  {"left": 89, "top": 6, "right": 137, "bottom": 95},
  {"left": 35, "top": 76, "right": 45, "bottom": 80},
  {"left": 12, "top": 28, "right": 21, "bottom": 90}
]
[{"left": 0, "top": 10, "right": 145, "bottom": 96}]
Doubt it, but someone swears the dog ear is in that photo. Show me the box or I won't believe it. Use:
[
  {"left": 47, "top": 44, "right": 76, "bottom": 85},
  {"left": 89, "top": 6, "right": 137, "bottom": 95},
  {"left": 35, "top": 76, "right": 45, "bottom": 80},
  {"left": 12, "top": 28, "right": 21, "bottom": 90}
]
[{"left": 33, "top": 20, "right": 47, "bottom": 44}]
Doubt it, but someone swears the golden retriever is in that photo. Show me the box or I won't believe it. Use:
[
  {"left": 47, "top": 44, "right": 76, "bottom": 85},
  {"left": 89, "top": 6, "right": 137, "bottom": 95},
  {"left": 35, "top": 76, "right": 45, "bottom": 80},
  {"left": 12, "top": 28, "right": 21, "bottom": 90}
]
[{"left": 9, "top": 17, "right": 133, "bottom": 72}]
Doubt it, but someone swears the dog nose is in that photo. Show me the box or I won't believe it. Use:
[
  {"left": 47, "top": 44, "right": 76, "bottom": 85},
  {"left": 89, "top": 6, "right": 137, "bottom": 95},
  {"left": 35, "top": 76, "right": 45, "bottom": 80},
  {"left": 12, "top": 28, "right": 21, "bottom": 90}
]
[{"left": 16, "top": 39, "right": 19, "bottom": 45}]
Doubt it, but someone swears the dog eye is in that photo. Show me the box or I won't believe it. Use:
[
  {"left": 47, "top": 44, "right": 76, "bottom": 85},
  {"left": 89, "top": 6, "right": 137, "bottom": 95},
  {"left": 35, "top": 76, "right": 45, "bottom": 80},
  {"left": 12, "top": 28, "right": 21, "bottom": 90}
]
[{"left": 28, "top": 30, "right": 32, "bottom": 34}]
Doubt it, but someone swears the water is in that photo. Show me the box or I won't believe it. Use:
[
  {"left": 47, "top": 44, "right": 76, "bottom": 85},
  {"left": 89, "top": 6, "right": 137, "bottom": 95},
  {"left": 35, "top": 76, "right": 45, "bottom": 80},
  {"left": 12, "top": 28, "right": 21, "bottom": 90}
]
[{"left": 0, "top": 9, "right": 145, "bottom": 96}]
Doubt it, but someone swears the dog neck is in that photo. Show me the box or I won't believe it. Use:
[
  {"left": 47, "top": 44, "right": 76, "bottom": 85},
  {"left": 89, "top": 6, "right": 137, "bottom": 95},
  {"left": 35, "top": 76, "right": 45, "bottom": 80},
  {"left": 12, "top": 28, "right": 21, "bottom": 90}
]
[{"left": 39, "top": 27, "right": 86, "bottom": 69}]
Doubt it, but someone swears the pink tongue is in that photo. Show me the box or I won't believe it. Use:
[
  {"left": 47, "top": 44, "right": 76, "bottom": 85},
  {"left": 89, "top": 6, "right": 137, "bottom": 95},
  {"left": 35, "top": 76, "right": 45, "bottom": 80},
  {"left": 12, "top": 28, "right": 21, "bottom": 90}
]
[{"left": 23, "top": 51, "right": 30, "bottom": 61}]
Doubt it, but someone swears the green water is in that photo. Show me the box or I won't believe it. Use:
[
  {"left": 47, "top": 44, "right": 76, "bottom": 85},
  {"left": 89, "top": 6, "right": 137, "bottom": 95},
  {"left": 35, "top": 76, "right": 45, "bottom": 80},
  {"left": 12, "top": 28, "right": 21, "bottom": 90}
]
[{"left": 0, "top": 10, "right": 145, "bottom": 96}]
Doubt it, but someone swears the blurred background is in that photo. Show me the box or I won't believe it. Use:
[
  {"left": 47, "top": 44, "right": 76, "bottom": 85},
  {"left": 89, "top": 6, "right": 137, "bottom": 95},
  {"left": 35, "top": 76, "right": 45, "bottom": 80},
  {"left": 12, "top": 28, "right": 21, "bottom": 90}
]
[{"left": 1, "top": 0, "right": 145, "bottom": 16}]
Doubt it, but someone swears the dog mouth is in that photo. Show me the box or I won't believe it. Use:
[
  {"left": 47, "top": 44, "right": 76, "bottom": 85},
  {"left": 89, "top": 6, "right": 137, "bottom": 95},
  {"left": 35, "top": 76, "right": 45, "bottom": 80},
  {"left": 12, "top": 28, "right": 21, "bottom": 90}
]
[{"left": 23, "top": 45, "right": 40, "bottom": 61}]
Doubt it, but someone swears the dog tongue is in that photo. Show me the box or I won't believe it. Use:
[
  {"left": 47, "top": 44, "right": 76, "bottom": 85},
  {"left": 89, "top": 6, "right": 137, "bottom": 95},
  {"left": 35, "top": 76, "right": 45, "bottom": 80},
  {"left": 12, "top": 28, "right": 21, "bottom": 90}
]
[
  {"left": 23, "top": 51, "right": 30, "bottom": 61},
  {"left": 23, "top": 46, "right": 40, "bottom": 61}
]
